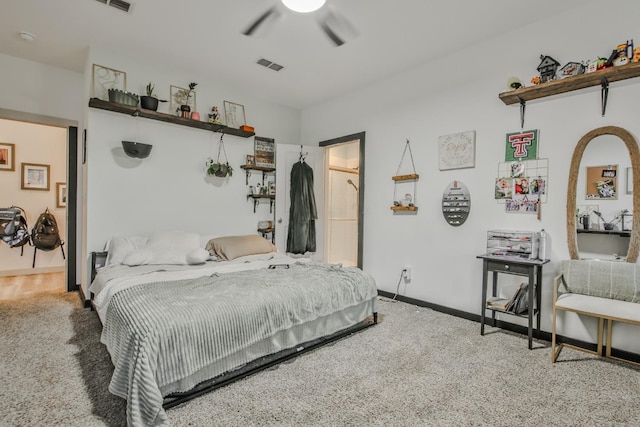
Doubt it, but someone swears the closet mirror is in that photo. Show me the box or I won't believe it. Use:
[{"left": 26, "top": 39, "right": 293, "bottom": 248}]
[{"left": 567, "top": 126, "right": 640, "bottom": 262}]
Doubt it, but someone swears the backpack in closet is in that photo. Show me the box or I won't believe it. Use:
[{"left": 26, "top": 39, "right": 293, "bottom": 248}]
[
  {"left": 0, "top": 206, "right": 31, "bottom": 252},
  {"left": 31, "top": 208, "right": 62, "bottom": 251}
]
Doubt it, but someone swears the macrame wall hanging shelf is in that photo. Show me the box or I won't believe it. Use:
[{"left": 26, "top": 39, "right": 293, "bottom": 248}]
[{"left": 391, "top": 139, "right": 419, "bottom": 212}]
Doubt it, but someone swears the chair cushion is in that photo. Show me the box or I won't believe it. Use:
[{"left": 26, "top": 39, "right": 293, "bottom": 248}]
[
  {"left": 560, "top": 259, "right": 640, "bottom": 303},
  {"left": 556, "top": 293, "right": 640, "bottom": 323}
]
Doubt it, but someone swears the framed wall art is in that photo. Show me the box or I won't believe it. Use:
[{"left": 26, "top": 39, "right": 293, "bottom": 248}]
[
  {"left": 21, "top": 163, "right": 50, "bottom": 191},
  {"left": 254, "top": 136, "right": 275, "bottom": 167},
  {"left": 56, "top": 182, "right": 67, "bottom": 208},
  {"left": 585, "top": 165, "right": 617, "bottom": 200},
  {"left": 627, "top": 167, "right": 633, "bottom": 194},
  {"left": 438, "top": 130, "right": 475, "bottom": 170},
  {"left": 0, "top": 142, "right": 15, "bottom": 171},
  {"left": 92, "top": 64, "right": 126, "bottom": 101},
  {"left": 224, "top": 101, "right": 246, "bottom": 128},
  {"left": 505, "top": 129, "right": 538, "bottom": 161},
  {"left": 170, "top": 85, "right": 196, "bottom": 115}
]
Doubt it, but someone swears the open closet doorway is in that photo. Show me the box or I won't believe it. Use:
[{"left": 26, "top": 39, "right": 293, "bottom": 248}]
[
  {"left": 0, "top": 109, "right": 78, "bottom": 298},
  {"left": 320, "top": 132, "right": 365, "bottom": 269}
]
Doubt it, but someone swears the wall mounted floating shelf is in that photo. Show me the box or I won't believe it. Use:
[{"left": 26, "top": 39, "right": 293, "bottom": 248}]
[
  {"left": 247, "top": 194, "right": 275, "bottom": 213},
  {"left": 240, "top": 164, "right": 276, "bottom": 185},
  {"left": 498, "top": 62, "right": 640, "bottom": 105},
  {"left": 88, "top": 98, "right": 255, "bottom": 138}
]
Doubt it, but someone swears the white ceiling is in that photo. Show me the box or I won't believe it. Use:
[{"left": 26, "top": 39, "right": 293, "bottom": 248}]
[{"left": 1, "top": 0, "right": 585, "bottom": 109}]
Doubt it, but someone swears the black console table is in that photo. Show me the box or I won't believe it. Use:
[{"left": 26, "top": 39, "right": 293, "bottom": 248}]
[{"left": 477, "top": 255, "right": 549, "bottom": 349}]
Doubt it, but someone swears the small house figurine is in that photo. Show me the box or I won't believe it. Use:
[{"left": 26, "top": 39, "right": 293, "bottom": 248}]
[
  {"left": 559, "top": 61, "right": 585, "bottom": 79},
  {"left": 537, "top": 55, "right": 561, "bottom": 83}
]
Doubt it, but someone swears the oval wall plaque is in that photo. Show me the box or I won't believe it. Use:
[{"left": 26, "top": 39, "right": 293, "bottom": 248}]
[{"left": 442, "top": 180, "right": 471, "bottom": 226}]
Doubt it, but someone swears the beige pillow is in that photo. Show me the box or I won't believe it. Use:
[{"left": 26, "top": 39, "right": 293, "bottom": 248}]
[{"left": 206, "top": 235, "right": 277, "bottom": 261}]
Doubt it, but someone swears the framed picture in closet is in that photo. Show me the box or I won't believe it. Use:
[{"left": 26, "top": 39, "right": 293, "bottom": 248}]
[
  {"left": 21, "top": 163, "right": 50, "bottom": 191},
  {"left": 56, "top": 182, "right": 67, "bottom": 208},
  {"left": 0, "top": 142, "right": 15, "bottom": 171}
]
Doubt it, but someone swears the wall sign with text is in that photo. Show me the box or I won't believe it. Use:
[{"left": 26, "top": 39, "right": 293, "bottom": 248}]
[{"left": 438, "top": 130, "right": 476, "bottom": 170}]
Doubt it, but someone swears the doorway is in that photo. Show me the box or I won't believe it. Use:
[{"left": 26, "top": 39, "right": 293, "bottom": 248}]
[
  {"left": 0, "top": 109, "right": 78, "bottom": 297},
  {"left": 320, "top": 132, "right": 365, "bottom": 269}
]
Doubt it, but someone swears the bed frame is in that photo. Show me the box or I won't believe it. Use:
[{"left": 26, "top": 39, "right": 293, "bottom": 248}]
[
  {"left": 163, "top": 312, "right": 377, "bottom": 409},
  {"left": 89, "top": 251, "right": 378, "bottom": 410}
]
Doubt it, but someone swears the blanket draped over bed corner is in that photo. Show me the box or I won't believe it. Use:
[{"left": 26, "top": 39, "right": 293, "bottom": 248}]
[{"left": 101, "top": 262, "right": 378, "bottom": 426}]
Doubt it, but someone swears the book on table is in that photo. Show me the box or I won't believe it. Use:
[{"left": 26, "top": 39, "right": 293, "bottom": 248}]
[{"left": 487, "top": 282, "right": 528, "bottom": 313}]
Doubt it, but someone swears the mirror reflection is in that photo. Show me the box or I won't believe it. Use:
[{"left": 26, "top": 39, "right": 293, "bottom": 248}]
[{"left": 574, "top": 134, "right": 633, "bottom": 259}]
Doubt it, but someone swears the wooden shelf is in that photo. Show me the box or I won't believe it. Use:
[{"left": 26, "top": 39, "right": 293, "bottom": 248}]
[
  {"left": 247, "top": 194, "right": 274, "bottom": 213},
  {"left": 392, "top": 174, "right": 419, "bottom": 181},
  {"left": 88, "top": 98, "right": 255, "bottom": 138},
  {"left": 240, "top": 165, "right": 275, "bottom": 172},
  {"left": 577, "top": 228, "right": 631, "bottom": 237},
  {"left": 390, "top": 206, "right": 418, "bottom": 211},
  {"left": 498, "top": 62, "right": 640, "bottom": 105},
  {"left": 241, "top": 164, "right": 275, "bottom": 185}
]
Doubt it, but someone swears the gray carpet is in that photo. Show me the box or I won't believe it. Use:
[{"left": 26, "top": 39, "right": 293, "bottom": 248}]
[{"left": 1, "top": 291, "right": 639, "bottom": 427}]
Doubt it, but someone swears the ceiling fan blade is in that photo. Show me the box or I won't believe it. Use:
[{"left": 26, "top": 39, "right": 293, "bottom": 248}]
[
  {"left": 317, "top": 9, "right": 358, "bottom": 46},
  {"left": 243, "top": 7, "right": 279, "bottom": 36}
]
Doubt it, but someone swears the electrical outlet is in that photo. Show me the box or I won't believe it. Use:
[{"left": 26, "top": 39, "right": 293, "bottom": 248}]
[{"left": 403, "top": 267, "right": 412, "bottom": 281}]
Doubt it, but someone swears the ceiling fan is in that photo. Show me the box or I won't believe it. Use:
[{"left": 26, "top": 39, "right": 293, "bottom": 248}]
[{"left": 243, "top": 0, "right": 357, "bottom": 46}]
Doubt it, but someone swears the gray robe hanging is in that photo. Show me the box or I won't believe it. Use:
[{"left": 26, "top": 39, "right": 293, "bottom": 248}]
[{"left": 287, "top": 160, "right": 317, "bottom": 254}]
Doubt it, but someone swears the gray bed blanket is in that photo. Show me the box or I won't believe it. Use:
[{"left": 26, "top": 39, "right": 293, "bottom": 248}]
[{"left": 101, "top": 262, "right": 378, "bottom": 426}]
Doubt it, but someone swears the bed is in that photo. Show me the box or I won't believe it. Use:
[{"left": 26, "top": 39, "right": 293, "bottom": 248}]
[{"left": 89, "top": 232, "right": 378, "bottom": 426}]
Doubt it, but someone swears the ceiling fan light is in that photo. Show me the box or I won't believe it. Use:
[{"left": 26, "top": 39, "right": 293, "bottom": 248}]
[{"left": 281, "top": 0, "right": 326, "bottom": 13}]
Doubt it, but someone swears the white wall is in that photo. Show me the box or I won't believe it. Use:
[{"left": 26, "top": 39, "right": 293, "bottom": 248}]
[
  {"left": 0, "top": 53, "right": 84, "bottom": 280},
  {"left": 0, "top": 119, "right": 67, "bottom": 274},
  {"left": 301, "top": 0, "right": 640, "bottom": 353},
  {"left": 83, "top": 48, "right": 301, "bottom": 296}
]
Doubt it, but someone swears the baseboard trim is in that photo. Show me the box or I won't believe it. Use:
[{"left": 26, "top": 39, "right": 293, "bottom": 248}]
[
  {"left": 377, "top": 290, "right": 640, "bottom": 364},
  {"left": 0, "top": 266, "right": 65, "bottom": 277}
]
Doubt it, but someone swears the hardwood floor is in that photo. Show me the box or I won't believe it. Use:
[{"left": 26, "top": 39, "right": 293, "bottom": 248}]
[{"left": 0, "top": 272, "right": 65, "bottom": 300}]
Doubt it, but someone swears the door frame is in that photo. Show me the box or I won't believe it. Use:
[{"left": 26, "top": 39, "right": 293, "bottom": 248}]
[
  {"left": 0, "top": 108, "right": 78, "bottom": 292},
  {"left": 319, "top": 131, "right": 365, "bottom": 269}
]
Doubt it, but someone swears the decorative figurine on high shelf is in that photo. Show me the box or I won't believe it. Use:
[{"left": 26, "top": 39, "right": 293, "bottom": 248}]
[{"left": 208, "top": 106, "right": 222, "bottom": 124}]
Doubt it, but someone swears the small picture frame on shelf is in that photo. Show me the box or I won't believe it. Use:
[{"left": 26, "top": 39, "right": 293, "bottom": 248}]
[
  {"left": 246, "top": 154, "right": 255, "bottom": 166},
  {"left": 170, "top": 85, "right": 197, "bottom": 116},
  {"left": 21, "top": 162, "right": 50, "bottom": 191},
  {"left": 224, "top": 101, "right": 246, "bottom": 129},
  {"left": 92, "top": 64, "right": 126, "bottom": 101},
  {"left": 0, "top": 142, "right": 15, "bottom": 171},
  {"left": 56, "top": 182, "right": 67, "bottom": 208}
]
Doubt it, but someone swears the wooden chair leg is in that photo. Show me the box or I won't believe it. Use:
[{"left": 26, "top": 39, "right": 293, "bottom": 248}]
[
  {"left": 606, "top": 319, "right": 613, "bottom": 359},
  {"left": 597, "top": 317, "right": 604, "bottom": 356},
  {"left": 551, "top": 306, "right": 560, "bottom": 363}
]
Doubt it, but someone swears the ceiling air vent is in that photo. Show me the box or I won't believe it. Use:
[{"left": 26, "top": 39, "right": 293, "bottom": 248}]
[
  {"left": 95, "top": 0, "right": 133, "bottom": 13},
  {"left": 257, "top": 58, "right": 284, "bottom": 72}
]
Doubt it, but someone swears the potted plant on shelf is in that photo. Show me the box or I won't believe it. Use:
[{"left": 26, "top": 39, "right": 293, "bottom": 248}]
[
  {"left": 140, "top": 82, "right": 166, "bottom": 111},
  {"left": 594, "top": 209, "right": 628, "bottom": 230}
]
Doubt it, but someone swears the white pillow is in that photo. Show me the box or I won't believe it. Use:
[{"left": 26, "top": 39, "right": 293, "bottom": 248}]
[
  {"left": 106, "top": 236, "right": 148, "bottom": 265},
  {"left": 122, "top": 249, "right": 153, "bottom": 266},
  {"left": 145, "top": 231, "right": 201, "bottom": 265},
  {"left": 186, "top": 248, "right": 210, "bottom": 265}
]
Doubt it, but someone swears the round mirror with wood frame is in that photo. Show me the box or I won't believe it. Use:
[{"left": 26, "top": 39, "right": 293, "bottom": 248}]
[{"left": 567, "top": 126, "right": 640, "bottom": 262}]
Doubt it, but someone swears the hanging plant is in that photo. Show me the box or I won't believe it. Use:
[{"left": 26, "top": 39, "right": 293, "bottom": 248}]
[{"left": 206, "top": 134, "right": 233, "bottom": 177}]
